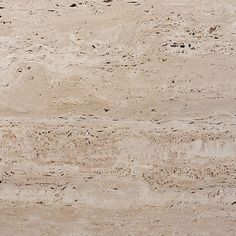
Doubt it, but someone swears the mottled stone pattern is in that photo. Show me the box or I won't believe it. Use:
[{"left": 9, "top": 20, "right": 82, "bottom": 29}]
[{"left": 0, "top": 0, "right": 236, "bottom": 235}]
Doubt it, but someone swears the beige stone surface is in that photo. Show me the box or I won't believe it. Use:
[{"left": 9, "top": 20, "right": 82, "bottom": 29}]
[{"left": 0, "top": 0, "right": 236, "bottom": 235}]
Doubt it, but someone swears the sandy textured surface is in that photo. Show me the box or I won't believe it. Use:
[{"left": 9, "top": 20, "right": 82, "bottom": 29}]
[{"left": 0, "top": 0, "right": 236, "bottom": 235}]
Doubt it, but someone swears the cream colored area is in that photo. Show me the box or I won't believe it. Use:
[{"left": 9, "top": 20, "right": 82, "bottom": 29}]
[{"left": 0, "top": 0, "right": 236, "bottom": 235}]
